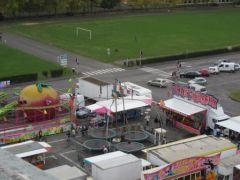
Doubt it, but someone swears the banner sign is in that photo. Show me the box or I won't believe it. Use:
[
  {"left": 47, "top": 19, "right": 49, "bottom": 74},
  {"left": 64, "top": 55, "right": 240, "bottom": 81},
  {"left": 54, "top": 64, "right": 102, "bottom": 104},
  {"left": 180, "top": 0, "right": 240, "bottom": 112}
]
[
  {"left": 143, "top": 153, "right": 221, "bottom": 180},
  {"left": 57, "top": 54, "right": 68, "bottom": 67},
  {"left": 172, "top": 84, "right": 218, "bottom": 109},
  {"left": 0, "top": 80, "right": 10, "bottom": 88}
]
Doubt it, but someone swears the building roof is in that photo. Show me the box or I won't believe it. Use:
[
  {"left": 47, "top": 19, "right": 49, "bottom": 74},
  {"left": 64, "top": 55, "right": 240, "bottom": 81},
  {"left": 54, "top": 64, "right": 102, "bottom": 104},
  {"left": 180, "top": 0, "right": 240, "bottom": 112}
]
[
  {"left": 92, "top": 154, "right": 140, "bottom": 170},
  {"left": 0, "top": 148, "right": 56, "bottom": 180},
  {"left": 84, "top": 151, "right": 126, "bottom": 164},
  {"left": 144, "top": 135, "right": 236, "bottom": 163},
  {"left": 217, "top": 116, "right": 240, "bottom": 133},
  {"left": 45, "top": 165, "right": 87, "bottom": 180},
  {"left": 218, "top": 154, "right": 240, "bottom": 175},
  {"left": 1, "top": 140, "right": 51, "bottom": 158},
  {"left": 163, "top": 97, "right": 206, "bottom": 117},
  {"left": 82, "top": 77, "right": 110, "bottom": 86}
]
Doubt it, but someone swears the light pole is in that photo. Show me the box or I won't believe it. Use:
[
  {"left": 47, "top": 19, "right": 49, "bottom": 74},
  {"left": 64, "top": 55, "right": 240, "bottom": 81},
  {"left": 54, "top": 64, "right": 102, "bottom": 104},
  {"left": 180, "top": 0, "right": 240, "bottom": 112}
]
[{"left": 76, "top": 57, "right": 80, "bottom": 75}]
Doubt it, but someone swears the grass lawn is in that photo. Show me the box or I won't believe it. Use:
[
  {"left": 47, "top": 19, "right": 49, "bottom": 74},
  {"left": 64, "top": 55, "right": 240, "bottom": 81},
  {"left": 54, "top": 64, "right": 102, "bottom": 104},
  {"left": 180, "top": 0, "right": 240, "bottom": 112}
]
[
  {"left": 2, "top": 8, "right": 240, "bottom": 62},
  {"left": 229, "top": 90, "right": 240, "bottom": 102},
  {"left": 0, "top": 44, "right": 63, "bottom": 79}
]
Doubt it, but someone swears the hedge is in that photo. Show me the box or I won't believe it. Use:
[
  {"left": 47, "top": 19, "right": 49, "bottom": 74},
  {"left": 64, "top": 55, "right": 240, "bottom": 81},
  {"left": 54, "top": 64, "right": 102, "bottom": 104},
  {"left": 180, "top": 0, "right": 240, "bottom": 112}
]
[
  {"left": 0, "top": 73, "right": 38, "bottom": 84},
  {"left": 50, "top": 69, "right": 63, "bottom": 78}
]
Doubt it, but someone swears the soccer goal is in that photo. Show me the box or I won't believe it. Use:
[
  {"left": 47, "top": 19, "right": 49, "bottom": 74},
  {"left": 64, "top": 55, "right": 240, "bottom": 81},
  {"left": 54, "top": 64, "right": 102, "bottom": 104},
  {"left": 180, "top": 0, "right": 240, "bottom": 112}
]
[{"left": 76, "top": 27, "right": 92, "bottom": 40}]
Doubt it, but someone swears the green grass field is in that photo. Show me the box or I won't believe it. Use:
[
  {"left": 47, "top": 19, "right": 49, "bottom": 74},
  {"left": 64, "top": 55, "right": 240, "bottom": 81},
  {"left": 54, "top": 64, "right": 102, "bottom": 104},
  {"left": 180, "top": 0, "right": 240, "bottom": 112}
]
[
  {"left": 229, "top": 90, "right": 240, "bottom": 102},
  {"left": 0, "top": 44, "right": 62, "bottom": 78},
  {"left": 3, "top": 8, "right": 240, "bottom": 62}
]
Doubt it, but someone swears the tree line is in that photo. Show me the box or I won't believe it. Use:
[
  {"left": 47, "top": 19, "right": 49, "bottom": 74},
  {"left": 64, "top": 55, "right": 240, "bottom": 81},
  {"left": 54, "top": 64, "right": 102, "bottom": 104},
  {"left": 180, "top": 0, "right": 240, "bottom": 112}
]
[
  {"left": 0, "top": 0, "right": 120, "bottom": 17},
  {"left": 0, "top": 0, "right": 238, "bottom": 18}
]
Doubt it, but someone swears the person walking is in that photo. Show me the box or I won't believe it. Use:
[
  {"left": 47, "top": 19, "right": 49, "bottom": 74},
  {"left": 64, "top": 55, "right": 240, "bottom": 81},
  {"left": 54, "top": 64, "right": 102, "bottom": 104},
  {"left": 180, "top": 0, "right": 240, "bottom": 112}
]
[
  {"left": 66, "top": 130, "right": 71, "bottom": 142},
  {"left": 71, "top": 128, "right": 76, "bottom": 137}
]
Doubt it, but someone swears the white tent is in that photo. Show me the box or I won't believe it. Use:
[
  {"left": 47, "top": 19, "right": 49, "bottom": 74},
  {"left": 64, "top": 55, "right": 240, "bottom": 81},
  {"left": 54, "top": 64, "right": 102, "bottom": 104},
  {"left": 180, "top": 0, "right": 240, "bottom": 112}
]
[
  {"left": 87, "top": 95, "right": 150, "bottom": 113},
  {"left": 217, "top": 116, "right": 240, "bottom": 133},
  {"left": 163, "top": 97, "right": 206, "bottom": 116}
]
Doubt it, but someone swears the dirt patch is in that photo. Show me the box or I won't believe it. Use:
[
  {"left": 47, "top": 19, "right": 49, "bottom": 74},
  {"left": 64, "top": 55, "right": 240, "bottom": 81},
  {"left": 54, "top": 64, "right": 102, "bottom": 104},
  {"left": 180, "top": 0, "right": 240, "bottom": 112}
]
[{"left": 22, "top": 22, "right": 40, "bottom": 26}]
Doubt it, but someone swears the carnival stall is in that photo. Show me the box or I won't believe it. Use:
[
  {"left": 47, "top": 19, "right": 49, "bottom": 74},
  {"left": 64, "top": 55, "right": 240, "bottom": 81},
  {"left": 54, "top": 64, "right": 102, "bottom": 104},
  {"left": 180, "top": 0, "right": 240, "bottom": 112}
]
[
  {"left": 159, "top": 84, "right": 229, "bottom": 134},
  {"left": 1, "top": 140, "right": 51, "bottom": 169},
  {"left": 142, "top": 135, "right": 237, "bottom": 180}
]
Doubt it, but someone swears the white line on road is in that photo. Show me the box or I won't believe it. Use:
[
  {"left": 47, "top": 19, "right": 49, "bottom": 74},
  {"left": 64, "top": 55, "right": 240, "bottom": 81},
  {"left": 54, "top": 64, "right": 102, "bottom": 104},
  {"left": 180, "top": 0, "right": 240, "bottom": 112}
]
[
  {"left": 48, "top": 135, "right": 82, "bottom": 144},
  {"left": 59, "top": 152, "right": 82, "bottom": 169}
]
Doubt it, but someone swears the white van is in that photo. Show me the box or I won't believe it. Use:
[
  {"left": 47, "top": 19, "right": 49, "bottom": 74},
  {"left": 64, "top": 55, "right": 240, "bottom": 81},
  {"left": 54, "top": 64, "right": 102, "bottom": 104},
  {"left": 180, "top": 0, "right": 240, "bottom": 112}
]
[
  {"left": 189, "top": 84, "right": 207, "bottom": 94},
  {"left": 218, "top": 62, "right": 235, "bottom": 72}
]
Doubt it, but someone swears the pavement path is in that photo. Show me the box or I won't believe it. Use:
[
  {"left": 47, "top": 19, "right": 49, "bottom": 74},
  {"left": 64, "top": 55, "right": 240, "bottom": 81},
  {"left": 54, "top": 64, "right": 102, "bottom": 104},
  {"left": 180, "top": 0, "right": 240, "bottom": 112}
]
[{"left": 2, "top": 32, "right": 116, "bottom": 73}]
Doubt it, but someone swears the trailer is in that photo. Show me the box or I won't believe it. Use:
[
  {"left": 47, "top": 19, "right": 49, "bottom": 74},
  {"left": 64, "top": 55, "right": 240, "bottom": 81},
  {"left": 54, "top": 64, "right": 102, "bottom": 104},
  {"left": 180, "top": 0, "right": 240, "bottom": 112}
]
[
  {"left": 76, "top": 77, "right": 152, "bottom": 102},
  {"left": 76, "top": 77, "right": 113, "bottom": 101},
  {"left": 91, "top": 154, "right": 142, "bottom": 180}
]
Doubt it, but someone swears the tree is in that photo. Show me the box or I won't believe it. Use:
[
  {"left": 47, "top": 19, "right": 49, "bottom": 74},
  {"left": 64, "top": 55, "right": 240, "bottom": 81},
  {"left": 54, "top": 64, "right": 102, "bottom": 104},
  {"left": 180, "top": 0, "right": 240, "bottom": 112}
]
[{"left": 100, "top": 0, "right": 120, "bottom": 9}]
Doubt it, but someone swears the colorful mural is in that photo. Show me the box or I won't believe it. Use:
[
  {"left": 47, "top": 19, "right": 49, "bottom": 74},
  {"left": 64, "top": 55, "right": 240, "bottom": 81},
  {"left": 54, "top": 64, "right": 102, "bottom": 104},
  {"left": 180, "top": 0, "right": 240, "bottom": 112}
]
[{"left": 143, "top": 153, "right": 221, "bottom": 180}]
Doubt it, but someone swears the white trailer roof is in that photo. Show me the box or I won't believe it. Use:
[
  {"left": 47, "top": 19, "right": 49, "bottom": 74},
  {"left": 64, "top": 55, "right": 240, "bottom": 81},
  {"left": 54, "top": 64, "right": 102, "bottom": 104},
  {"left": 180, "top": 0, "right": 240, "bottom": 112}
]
[
  {"left": 1, "top": 140, "right": 51, "bottom": 158},
  {"left": 217, "top": 116, "right": 240, "bottom": 133},
  {"left": 84, "top": 151, "right": 126, "bottom": 164},
  {"left": 123, "top": 82, "right": 152, "bottom": 94},
  {"left": 163, "top": 97, "right": 206, "bottom": 116},
  {"left": 143, "top": 135, "right": 236, "bottom": 163},
  {"left": 93, "top": 154, "right": 140, "bottom": 170},
  {"left": 45, "top": 165, "right": 87, "bottom": 180},
  {"left": 218, "top": 154, "right": 240, "bottom": 176}
]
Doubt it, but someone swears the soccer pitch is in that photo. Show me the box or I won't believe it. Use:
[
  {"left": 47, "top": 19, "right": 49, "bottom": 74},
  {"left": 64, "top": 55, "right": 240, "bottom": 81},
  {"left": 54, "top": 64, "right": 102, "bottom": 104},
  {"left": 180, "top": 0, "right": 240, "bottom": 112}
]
[{"left": 4, "top": 8, "right": 240, "bottom": 62}]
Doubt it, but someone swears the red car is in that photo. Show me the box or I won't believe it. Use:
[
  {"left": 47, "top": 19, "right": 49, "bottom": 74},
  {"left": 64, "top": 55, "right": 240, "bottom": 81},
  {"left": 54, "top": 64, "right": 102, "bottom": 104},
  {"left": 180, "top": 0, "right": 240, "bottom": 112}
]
[{"left": 199, "top": 68, "right": 209, "bottom": 77}]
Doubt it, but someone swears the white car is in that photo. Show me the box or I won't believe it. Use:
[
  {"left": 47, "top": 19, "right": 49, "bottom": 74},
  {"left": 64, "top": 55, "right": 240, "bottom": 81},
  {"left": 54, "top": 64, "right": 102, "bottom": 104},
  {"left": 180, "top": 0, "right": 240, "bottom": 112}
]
[
  {"left": 188, "top": 77, "right": 207, "bottom": 85},
  {"left": 234, "top": 63, "right": 240, "bottom": 71},
  {"left": 147, "top": 78, "right": 172, "bottom": 88},
  {"left": 208, "top": 66, "right": 219, "bottom": 74}
]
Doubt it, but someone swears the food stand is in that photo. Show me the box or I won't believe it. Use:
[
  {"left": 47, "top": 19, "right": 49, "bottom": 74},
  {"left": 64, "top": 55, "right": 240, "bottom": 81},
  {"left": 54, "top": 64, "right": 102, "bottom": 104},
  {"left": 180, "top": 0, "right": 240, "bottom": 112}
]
[
  {"left": 159, "top": 84, "right": 229, "bottom": 134},
  {"left": 142, "top": 135, "right": 237, "bottom": 180},
  {"left": 1, "top": 140, "right": 51, "bottom": 169}
]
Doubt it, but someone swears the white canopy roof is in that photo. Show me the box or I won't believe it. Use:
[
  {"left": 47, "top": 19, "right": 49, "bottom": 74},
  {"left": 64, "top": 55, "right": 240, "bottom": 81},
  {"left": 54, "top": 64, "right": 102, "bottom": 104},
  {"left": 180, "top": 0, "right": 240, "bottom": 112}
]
[
  {"left": 217, "top": 116, "right": 240, "bottom": 133},
  {"left": 84, "top": 151, "right": 126, "bottom": 164},
  {"left": 95, "top": 95, "right": 150, "bottom": 113},
  {"left": 1, "top": 140, "right": 51, "bottom": 158},
  {"left": 163, "top": 98, "right": 206, "bottom": 116}
]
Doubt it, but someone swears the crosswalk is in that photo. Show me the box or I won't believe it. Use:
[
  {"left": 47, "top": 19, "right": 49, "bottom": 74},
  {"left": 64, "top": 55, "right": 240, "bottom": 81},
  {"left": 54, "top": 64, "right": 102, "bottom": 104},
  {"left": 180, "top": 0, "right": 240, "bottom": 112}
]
[
  {"left": 140, "top": 67, "right": 172, "bottom": 78},
  {"left": 82, "top": 68, "right": 126, "bottom": 76}
]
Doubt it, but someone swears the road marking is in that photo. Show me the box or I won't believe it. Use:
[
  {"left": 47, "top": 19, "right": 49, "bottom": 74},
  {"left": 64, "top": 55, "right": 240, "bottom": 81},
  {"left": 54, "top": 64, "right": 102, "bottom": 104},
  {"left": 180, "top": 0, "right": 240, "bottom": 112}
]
[
  {"left": 59, "top": 151, "right": 82, "bottom": 169},
  {"left": 48, "top": 135, "right": 82, "bottom": 144},
  {"left": 82, "top": 68, "right": 126, "bottom": 76},
  {"left": 140, "top": 67, "right": 172, "bottom": 78}
]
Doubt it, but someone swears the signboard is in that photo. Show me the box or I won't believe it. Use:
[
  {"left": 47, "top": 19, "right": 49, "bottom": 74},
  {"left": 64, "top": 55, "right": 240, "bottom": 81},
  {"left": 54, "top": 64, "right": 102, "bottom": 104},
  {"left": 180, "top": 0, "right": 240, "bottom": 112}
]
[
  {"left": 172, "top": 84, "right": 218, "bottom": 109},
  {"left": 0, "top": 80, "right": 10, "bottom": 88},
  {"left": 57, "top": 54, "right": 68, "bottom": 67},
  {"left": 143, "top": 153, "right": 221, "bottom": 180}
]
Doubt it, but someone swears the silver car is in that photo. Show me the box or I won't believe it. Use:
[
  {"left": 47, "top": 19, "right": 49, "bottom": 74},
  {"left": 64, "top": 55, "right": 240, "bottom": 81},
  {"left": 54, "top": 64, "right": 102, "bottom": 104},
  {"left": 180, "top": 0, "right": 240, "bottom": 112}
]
[
  {"left": 188, "top": 77, "right": 207, "bottom": 85},
  {"left": 147, "top": 78, "right": 169, "bottom": 88}
]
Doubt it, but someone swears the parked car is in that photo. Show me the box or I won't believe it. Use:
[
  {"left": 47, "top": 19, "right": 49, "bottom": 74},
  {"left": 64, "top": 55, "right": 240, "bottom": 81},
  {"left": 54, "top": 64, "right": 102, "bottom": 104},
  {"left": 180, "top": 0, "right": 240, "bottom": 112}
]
[
  {"left": 214, "top": 59, "right": 231, "bottom": 65},
  {"left": 188, "top": 77, "right": 207, "bottom": 85},
  {"left": 147, "top": 78, "right": 170, "bottom": 87},
  {"left": 208, "top": 66, "right": 219, "bottom": 74},
  {"left": 189, "top": 84, "right": 207, "bottom": 94},
  {"left": 180, "top": 71, "right": 201, "bottom": 78},
  {"left": 76, "top": 107, "right": 96, "bottom": 119},
  {"left": 234, "top": 63, "right": 240, "bottom": 71},
  {"left": 199, "top": 68, "right": 209, "bottom": 77}
]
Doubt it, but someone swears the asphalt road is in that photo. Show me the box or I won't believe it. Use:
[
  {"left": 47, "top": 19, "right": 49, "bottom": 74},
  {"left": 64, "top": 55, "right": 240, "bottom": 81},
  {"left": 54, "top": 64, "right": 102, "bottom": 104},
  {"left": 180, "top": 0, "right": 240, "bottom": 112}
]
[{"left": 2, "top": 32, "right": 115, "bottom": 72}]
